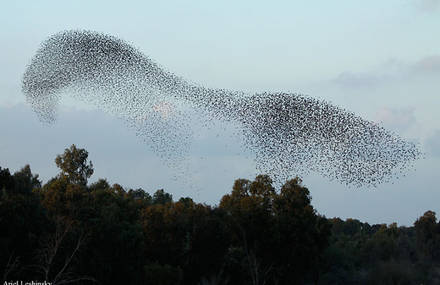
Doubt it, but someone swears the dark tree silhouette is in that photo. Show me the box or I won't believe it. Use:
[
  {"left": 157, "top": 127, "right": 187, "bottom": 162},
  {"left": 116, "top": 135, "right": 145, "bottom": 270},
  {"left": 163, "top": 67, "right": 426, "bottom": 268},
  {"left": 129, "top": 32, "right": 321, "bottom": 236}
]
[{"left": 0, "top": 145, "right": 438, "bottom": 284}]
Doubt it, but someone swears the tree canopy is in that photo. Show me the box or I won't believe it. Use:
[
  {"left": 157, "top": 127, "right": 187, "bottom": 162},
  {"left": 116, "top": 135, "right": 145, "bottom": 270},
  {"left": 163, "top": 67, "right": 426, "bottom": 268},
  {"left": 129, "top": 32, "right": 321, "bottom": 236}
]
[
  {"left": 0, "top": 145, "right": 438, "bottom": 284},
  {"left": 55, "top": 144, "right": 94, "bottom": 185}
]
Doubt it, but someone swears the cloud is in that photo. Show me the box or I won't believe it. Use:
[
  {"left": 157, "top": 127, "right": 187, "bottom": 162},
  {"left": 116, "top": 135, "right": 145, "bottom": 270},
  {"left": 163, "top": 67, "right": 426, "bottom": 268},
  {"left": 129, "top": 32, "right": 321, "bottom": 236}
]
[
  {"left": 375, "top": 107, "right": 417, "bottom": 133},
  {"left": 416, "top": 0, "right": 440, "bottom": 11},
  {"left": 333, "top": 55, "right": 440, "bottom": 89},
  {"left": 333, "top": 72, "right": 387, "bottom": 89},
  {"left": 332, "top": 58, "right": 403, "bottom": 89},
  {"left": 425, "top": 130, "right": 440, "bottom": 157},
  {"left": 413, "top": 55, "right": 440, "bottom": 73}
]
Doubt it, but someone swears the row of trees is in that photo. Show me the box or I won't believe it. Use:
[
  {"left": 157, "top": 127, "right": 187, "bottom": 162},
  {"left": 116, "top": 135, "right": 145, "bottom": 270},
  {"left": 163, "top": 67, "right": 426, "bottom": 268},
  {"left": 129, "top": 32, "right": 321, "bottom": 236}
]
[{"left": 1, "top": 145, "right": 439, "bottom": 284}]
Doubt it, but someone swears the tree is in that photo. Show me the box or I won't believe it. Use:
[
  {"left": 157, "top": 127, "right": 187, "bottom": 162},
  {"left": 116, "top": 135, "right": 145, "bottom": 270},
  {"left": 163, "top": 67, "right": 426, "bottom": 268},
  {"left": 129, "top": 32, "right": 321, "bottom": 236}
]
[
  {"left": 272, "top": 177, "right": 331, "bottom": 284},
  {"left": 144, "top": 263, "right": 182, "bottom": 285},
  {"left": 9, "top": 144, "right": 440, "bottom": 284},
  {"left": 414, "top": 211, "right": 440, "bottom": 262},
  {"left": 0, "top": 165, "right": 47, "bottom": 282},
  {"left": 0, "top": 167, "right": 14, "bottom": 191},
  {"left": 152, "top": 189, "right": 173, "bottom": 205},
  {"left": 13, "top": 165, "right": 41, "bottom": 194},
  {"left": 55, "top": 145, "right": 93, "bottom": 186},
  {"left": 35, "top": 217, "right": 94, "bottom": 285},
  {"left": 220, "top": 175, "right": 276, "bottom": 285}
]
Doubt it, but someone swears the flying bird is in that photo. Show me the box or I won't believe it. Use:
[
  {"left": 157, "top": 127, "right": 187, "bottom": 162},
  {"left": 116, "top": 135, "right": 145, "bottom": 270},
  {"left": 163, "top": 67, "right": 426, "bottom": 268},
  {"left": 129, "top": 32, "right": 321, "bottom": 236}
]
[{"left": 22, "top": 30, "right": 421, "bottom": 187}]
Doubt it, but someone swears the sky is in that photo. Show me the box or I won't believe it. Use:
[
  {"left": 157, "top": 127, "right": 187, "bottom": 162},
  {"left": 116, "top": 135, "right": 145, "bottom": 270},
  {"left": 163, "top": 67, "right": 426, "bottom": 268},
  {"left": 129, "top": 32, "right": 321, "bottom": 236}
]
[{"left": 0, "top": 0, "right": 439, "bottom": 225}]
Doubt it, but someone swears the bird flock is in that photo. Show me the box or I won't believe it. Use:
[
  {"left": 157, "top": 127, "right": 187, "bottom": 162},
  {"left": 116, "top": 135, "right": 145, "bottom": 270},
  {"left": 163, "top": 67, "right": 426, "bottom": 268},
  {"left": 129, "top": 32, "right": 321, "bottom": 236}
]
[{"left": 22, "top": 30, "right": 421, "bottom": 187}]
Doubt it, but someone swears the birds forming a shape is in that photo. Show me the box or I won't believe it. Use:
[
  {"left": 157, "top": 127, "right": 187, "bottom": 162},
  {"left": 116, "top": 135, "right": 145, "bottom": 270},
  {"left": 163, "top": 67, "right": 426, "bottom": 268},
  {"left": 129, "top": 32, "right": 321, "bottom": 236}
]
[{"left": 22, "top": 30, "right": 421, "bottom": 187}]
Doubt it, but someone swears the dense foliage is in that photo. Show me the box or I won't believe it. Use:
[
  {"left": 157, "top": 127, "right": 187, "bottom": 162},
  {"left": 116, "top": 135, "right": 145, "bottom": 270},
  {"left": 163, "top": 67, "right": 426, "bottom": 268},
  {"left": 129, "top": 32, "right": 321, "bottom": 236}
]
[{"left": 0, "top": 145, "right": 438, "bottom": 284}]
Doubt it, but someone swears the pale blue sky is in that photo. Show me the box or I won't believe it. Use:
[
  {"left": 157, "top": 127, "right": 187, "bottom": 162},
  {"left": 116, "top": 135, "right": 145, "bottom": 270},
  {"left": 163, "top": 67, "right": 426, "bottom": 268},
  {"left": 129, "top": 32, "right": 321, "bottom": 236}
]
[{"left": 0, "top": 0, "right": 439, "bottom": 225}]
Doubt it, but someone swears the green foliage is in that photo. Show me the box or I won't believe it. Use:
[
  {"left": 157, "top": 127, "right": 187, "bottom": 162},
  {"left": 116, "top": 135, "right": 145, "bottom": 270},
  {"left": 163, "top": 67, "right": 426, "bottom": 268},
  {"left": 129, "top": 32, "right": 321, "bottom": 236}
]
[
  {"left": 13, "top": 165, "right": 41, "bottom": 193},
  {"left": 364, "top": 259, "right": 418, "bottom": 285},
  {"left": 220, "top": 175, "right": 330, "bottom": 284},
  {"left": 0, "top": 165, "right": 47, "bottom": 281},
  {"left": 55, "top": 144, "right": 94, "bottom": 185},
  {"left": 1, "top": 145, "right": 439, "bottom": 284},
  {"left": 152, "top": 189, "right": 173, "bottom": 205},
  {"left": 415, "top": 210, "right": 440, "bottom": 261},
  {"left": 144, "top": 263, "right": 182, "bottom": 285},
  {"left": 0, "top": 167, "right": 14, "bottom": 191}
]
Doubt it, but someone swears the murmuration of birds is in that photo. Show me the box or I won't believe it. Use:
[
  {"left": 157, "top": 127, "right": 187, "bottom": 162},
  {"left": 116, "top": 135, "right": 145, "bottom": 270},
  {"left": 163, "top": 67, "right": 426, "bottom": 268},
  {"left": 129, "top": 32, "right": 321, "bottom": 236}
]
[{"left": 22, "top": 30, "right": 422, "bottom": 187}]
